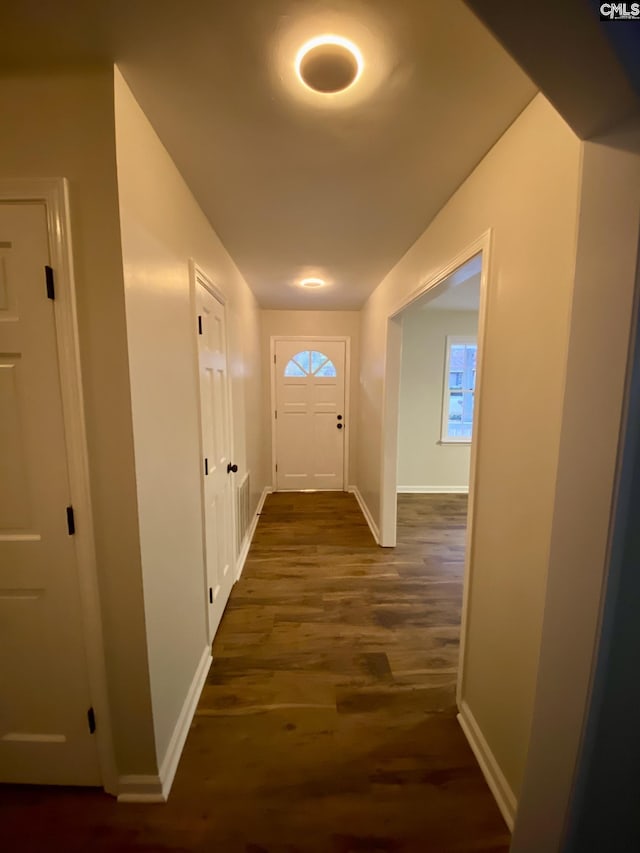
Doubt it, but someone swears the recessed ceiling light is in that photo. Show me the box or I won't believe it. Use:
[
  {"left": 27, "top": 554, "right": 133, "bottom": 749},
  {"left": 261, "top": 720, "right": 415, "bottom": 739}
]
[
  {"left": 299, "top": 277, "right": 326, "bottom": 289},
  {"left": 295, "top": 35, "right": 363, "bottom": 94}
]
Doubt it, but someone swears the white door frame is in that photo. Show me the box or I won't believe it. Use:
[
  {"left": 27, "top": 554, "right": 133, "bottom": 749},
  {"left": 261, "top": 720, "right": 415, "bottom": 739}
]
[
  {"left": 0, "top": 178, "right": 116, "bottom": 793},
  {"left": 379, "top": 229, "right": 492, "bottom": 706},
  {"left": 270, "top": 336, "right": 351, "bottom": 490},
  {"left": 189, "top": 260, "right": 238, "bottom": 635}
]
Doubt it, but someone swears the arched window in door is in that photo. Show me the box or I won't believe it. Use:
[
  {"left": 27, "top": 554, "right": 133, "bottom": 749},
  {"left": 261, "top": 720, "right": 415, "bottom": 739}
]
[{"left": 284, "top": 350, "right": 337, "bottom": 378}]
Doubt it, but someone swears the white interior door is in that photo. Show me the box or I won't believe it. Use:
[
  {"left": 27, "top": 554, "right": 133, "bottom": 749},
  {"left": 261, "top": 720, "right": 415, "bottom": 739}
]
[
  {"left": 274, "top": 339, "right": 346, "bottom": 491},
  {"left": 0, "top": 203, "right": 100, "bottom": 785},
  {"left": 196, "top": 280, "right": 235, "bottom": 643}
]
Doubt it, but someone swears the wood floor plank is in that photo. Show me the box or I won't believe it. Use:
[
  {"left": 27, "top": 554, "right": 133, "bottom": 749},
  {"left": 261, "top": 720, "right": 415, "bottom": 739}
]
[{"left": 1, "top": 491, "right": 510, "bottom": 852}]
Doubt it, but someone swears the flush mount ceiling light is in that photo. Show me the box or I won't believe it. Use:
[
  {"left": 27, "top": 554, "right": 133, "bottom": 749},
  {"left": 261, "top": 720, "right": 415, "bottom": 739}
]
[
  {"left": 295, "top": 35, "right": 363, "bottom": 94},
  {"left": 299, "top": 277, "right": 327, "bottom": 289}
]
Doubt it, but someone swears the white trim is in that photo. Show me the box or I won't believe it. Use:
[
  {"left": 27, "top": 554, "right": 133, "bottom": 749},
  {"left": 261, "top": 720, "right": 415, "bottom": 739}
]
[
  {"left": 397, "top": 486, "right": 469, "bottom": 494},
  {"left": 118, "top": 644, "right": 212, "bottom": 803},
  {"left": 189, "top": 260, "right": 209, "bottom": 642},
  {"left": 0, "top": 179, "right": 116, "bottom": 793},
  {"left": 190, "top": 261, "right": 237, "bottom": 645},
  {"left": 457, "top": 701, "right": 517, "bottom": 831},
  {"left": 236, "top": 487, "right": 273, "bottom": 580},
  {"left": 157, "top": 645, "right": 212, "bottom": 801},
  {"left": 379, "top": 316, "right": 403, "bottom": 547},
  {"left": 270, "top": 336, "right": 351, "bottom": 491},
  {"left": 117, "top": 775, "right": 164, "bottom": 803},
  {"left": 191, "top": 259, "right": 227, "bottom": 305},
  {"left": 456, "top": 234, "right": 491, "bottom": 708},
  {"left": 347, "top": 486, "right": 380, "bottom": 544}
]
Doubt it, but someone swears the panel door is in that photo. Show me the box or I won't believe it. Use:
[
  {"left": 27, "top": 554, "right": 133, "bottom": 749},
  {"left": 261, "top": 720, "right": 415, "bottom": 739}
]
[
  {"left": 196, "top": 283, "right": 234, "bottom": 643},
  {"left": 274, "top": 340, "right": 346, "bottom": 491},
  {"left": 0, "top": 203, "right": 100, "bottom": 785}
]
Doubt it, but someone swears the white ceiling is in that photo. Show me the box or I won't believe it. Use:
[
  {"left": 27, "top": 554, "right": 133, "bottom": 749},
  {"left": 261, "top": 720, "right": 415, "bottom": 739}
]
[{"left": 1, "top": 1, "right": 536, "bottom": 309}]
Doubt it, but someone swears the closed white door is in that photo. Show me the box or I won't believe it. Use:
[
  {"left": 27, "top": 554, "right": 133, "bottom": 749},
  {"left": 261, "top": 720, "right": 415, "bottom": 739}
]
[
  {"left": 274, "top": 340, "right": 346, "bottom": 491},
  {"left": 196, "top": 281, "right": 234, "bottom": 643},
  {"left": 0, "top": 203, "right": 100, "bottom": 785}
]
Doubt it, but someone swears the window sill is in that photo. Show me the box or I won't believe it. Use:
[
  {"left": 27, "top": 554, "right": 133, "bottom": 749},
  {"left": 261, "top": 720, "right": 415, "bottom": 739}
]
[{"left": 438, "top": 439, "right": 472, "bottom": 446}]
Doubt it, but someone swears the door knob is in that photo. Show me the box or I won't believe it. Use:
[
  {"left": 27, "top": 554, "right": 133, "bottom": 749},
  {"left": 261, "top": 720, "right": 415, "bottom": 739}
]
[
  {"left": 227, "top": 463, "right": 238, "bottom": 473},
  {"left": 337, "top": 415, "right": 343, "bottom": 420},
  {"left": 337, "top": 423, "right": 343, "bottom": 430}
]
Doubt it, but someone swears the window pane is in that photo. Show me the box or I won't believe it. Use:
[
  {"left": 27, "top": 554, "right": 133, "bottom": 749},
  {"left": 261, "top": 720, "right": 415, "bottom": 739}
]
[
  {"left": 454, "top": 420, "right": 473, "bottom": 440},
  {"left": 446, "top": 392, "right": 474, "bottom": 440},
  {"left": 314, "top": 360, "right": 337, "bottom": 377},
  {"left": 284, "top": 350, "right": 337, "bottom": 377},
  {"left": 449, "top": 370, "right": 463, "bottom": 389},
  {"left": 290, "top": 350, "right": 310, "bottom": 373},
  {"left": 449, "top": 345, "right": 466, "bottom": 372},
  {"left": 448, "top": 391, "right": 463, "bottom": 422},
  {"left": 465, "top": 346, "right": 477, "bottom": 391},
  {"left": 310, "top": 350, "right": 328, "bottom": 373},
  {"left": 444, "top": 341, "right": 477, "bottom": 441},
  {"left": 284, "top": 360, "right": 306, "bottom": 377},
  {"left": 461, "top": 391, "right": 474, "bottom": 429}
]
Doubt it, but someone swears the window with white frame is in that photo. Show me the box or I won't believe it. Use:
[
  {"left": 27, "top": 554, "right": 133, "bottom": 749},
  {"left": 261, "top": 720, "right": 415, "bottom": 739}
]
[{"left": 441, "top": 336, "right": 477, "bottom": 442}]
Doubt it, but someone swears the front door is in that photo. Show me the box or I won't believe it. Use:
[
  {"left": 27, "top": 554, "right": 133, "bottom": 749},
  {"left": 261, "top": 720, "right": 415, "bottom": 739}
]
[
  {"left": 0, "top": 202, "right": 100, "bottom": 785},
  {"left": 274, "top": 339, "right": 347, "bottom": 491},
  {"left": 196, "top": 279, "right": 234, "bottom": 643}
]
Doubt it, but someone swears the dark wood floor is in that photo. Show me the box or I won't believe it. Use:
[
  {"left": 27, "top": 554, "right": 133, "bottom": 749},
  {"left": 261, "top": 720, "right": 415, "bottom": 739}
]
[{"left": 1, "top": 492, "right": 509, "bottom": 852}]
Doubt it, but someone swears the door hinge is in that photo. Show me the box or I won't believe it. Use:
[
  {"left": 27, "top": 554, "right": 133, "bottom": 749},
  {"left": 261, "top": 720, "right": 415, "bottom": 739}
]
[
  {"left": 87, "top": 707, "right": 96, "bottom": 734},
  {"left": 273, "top": 354, "right": 276, "bottom": 364},
  {"left": 209, "top": 587, "right": 213, "bottom": 604},
  {"left": 45, "top": 265, "right": 55, "bottom": 300},
  {"left": 274, "top": 410, "right": 277, "bottom": 420},
  {"left": 197, "top": 315, "right": 203, "bottom": 335},
  {"left": 204, "top": 457, "right": 209, "bottom": 475},
  {"left": 66, "top": 506, "right": 76, "bottom": 535},
  {"left": 275, "top": 463, "right": 278, "bottom": 473}
]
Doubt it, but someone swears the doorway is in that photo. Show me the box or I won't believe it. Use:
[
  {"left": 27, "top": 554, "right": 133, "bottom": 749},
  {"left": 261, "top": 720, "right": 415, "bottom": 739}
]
[
  {"left": 380, "top": 233, "right": 490, "bottom": 708},
  {"left": 271, "top": 337, "right": 350, "bottom": 491},
  {"left": 397, "top": 257, "right": 481, "bottom": 496}
]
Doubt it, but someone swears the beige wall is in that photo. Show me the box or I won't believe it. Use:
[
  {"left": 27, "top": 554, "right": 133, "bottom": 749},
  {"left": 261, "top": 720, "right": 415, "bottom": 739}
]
[
  {"left": 0, "top": 70, "right": 156, "bottom": 776},
  {"left": 261, "top": 310, "right": 360, "bottom": 485},
  {"left": 114, "top": 69, "right": 267, "bottom": 766},
  {"left": 356, "top": 94, "right": 582, "bottom": 798},
  {"left": 398, "top": 309, "right": 478, "bottom": 491},
  {"left": 512, "top": 120, "right": 640, "bottom": 851}
]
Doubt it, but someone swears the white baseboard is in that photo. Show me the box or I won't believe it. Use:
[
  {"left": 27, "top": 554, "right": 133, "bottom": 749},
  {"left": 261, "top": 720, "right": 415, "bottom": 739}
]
[
  {"left": 457, "top": 701, "right": 517, "bottom": 830},
  {"left": 236, "top": 486, "right": 272, "bottom": 580},
  {"left": 347, "top": 485, "right": 380, "bottom": 544},
  {"left": 158, "top": 645, "right": 212, "bottom": 801},
  {"left": 118, "top": 645, "right": 212, "bottom": 803},
  {"left": 117, "top": 774, "right": 164, "bottom": 803},
  {"left": 397, "top": 485, "right": 469, "bottom": 494}
]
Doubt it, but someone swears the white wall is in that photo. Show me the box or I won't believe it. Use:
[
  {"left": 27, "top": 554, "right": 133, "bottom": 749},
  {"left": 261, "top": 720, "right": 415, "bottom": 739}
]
[
  {"left": 398, "top": 309, "right": 478, "bottom": 491},
  {"left": 114, "top": 69, "right": 267, "bottom": 768},
  {"left": 356, "top": 94, "right": 582, "bottom": 802},
  {"left": 0, "top": 69, "right": 156, "bottom": 778},
  {"left": 261, "top": 310, "right": 360, "bottom": 486}
]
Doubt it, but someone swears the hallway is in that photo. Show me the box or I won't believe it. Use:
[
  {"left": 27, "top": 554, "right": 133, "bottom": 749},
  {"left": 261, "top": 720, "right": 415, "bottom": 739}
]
[{"left": 2, "top": 492, "right": 509, "bottom": 852}]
